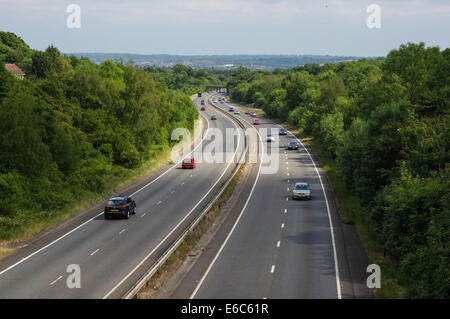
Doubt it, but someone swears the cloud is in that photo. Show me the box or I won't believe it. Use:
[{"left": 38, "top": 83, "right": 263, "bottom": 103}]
[{"left": 1, "top": 0, "right": 449, "bottom": 22}]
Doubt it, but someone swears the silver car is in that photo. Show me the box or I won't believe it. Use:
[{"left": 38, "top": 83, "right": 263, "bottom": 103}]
[
  {"left": 292, "top": 182, "right": 311, "bottom": 200},
  {"left": 266, "top": 134, "right": 275, "bottom": 142}
]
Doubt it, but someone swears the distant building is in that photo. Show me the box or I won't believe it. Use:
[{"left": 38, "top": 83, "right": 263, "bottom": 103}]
[{"left": 4, "top": 63, "right": 25, "bottom": 79}]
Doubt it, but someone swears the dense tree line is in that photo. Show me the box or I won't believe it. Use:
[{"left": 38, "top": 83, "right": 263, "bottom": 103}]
[
  {"left": 0, "top": 33, "right": 198, "bottom": 239},
  {"left": 0, "top": 32, "right": 33, "bottom": 72},
  {"left": 143, "top": 63, "right": 230, "bottom": 95},
  {"left": 228, "top": 43, "right": 449, "bottom": 298}
]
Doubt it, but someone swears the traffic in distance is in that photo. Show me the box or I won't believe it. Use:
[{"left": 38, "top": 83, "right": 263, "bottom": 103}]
[{"left": 103, "top": 94, "right": 312, "bottom": 223}]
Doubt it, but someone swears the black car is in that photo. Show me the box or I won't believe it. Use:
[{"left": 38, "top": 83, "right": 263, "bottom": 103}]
[
  {"left": 229, "top": 107, "right": 234, "bottom": 112},
  {"left": 104, "top": 196, "right": 136, "bottom": 219},
  {"left": 287, "top": 141, "right": 299, "bottom": 150},
  {"left": 279, "top": 128, "right": 288, "bottom": 135},
  {"left": 211, "top": 115, "right": 217, "bottom": 120}
]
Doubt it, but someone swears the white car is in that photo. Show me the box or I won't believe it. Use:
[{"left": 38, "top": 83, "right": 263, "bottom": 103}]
[
  {"left": 234, "top": 109, "right": 240, "bottom": 114},
  {"left": 266, "top": 134, "right": 275, "bottom": 142},
  {"left": 292, "top": 182, "right": 311, "bottom": 200}
]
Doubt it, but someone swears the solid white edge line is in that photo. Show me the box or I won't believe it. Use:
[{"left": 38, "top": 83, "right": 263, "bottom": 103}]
[
  {"left": 102, "top": 101, "right": 242, "bottom": 299},
  {"left": 223, "top": 100, "right": 342, "bottom": 299},
  {"left": 0, "top": 102, "right": 210, "bottom": 278},
  {"left": 189, "top": 117, "right": 263, "bottom": 299},
  {"left": 275, "top": 123, "right": 342, "bottom": 299}
]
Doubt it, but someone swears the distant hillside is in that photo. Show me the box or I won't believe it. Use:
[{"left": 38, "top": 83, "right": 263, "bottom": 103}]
[{"left": 65, "top": 53, "right": 369, "bottom": 70}]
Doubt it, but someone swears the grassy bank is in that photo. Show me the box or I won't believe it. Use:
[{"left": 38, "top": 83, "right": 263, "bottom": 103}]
[{"left": 0, "top": 115, "right": 203, "bottom": 259}]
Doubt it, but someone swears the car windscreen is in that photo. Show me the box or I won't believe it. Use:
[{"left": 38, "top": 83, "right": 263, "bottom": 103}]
[
  {"left": 295, "top": 184, "right": 309, "bottom": 190},
  {"left": 183, "top": 159, "right": 192, "bottom": 163},
  {"left": 289, "top": 142, "right": 297, "bottom": 146},
  {"left": 107, "top": 200, "right": 125, "bottom": 206}
]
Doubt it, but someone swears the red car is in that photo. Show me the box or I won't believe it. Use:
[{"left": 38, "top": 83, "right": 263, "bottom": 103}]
[
  {"left": 182, "top": 158, "right": 196, "bottom": 169},
  {"left": 253, "top": 119, "right": 261, "bottom": 125},
  {"left": 200, "top": 106, "right": 206, "bottom": 111},
  {"left": 245, "top": 110, "right": 251, "bottom": 115}
]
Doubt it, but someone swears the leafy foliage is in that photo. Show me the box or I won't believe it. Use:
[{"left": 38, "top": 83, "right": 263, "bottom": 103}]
[
  {"left": 143, "top": 63, "right": 230, "bottom": 95},
  {"left": 0, "top": 33, "right": 198, "bottom": 238}
]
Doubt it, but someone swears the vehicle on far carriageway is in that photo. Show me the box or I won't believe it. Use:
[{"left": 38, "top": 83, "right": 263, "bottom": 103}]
[
  {"left": 287, "top": 141, "right": 299, "bottom": 150},
  {"left": 292, "top": 182, "right": 311, "bottom": 200}
]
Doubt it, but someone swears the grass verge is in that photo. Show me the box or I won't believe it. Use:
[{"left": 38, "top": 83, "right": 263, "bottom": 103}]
[
  {"left": 135, "top": 162, "right": 246, "bottom": 299},
  {"left": 306, "top": 138, "right": 405, "bottom": 298},
  {"left": 0, "top": 115, "right": 203, "bottom": 260}
]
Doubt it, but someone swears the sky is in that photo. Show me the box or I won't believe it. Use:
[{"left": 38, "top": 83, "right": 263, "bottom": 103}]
[{"left": 0, "top": 0, "right": 449, "bottom": 57}]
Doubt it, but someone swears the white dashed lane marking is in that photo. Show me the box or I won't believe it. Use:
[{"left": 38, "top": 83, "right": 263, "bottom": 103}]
[
  {"left": 90, "top": 249, "right": 100, "bottom": 256},
  {"left": 50, "top": 276, "right": 63, "bottom": 286}
]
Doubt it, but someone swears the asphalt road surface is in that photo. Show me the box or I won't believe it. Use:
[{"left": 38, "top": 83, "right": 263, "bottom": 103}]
[
  {"left": 0, "top": 93, "right": 245, "bottom": 298},
  {"left": 174, "top": 95, "right": 370, "bottom": 299}
]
